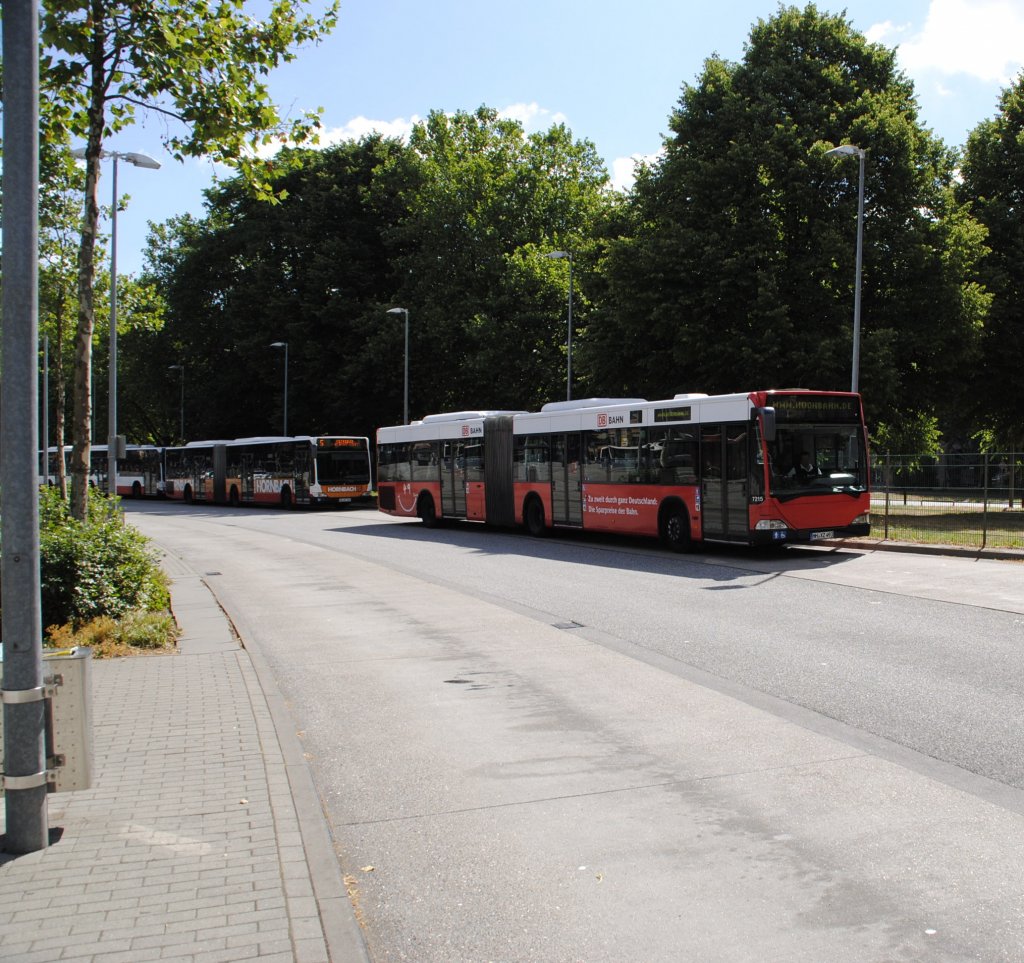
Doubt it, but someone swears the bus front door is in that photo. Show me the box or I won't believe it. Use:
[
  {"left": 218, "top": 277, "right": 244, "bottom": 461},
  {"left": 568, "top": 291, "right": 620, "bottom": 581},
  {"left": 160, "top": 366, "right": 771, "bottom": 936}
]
[
  {"left": 441, "top": 441, "right": 467, "bottom": 517},
  {"left": 701, "top": 423, "right": 750, "bottom": 540},
  {"left": 551, "top": 433, "right": 582, "bottom": 526}
]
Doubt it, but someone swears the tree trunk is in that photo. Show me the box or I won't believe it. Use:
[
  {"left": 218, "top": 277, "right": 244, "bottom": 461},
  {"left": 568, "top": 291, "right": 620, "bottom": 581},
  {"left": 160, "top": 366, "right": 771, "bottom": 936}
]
[{"left": 70, "top": 24, "right": 108, "bottom": 521}]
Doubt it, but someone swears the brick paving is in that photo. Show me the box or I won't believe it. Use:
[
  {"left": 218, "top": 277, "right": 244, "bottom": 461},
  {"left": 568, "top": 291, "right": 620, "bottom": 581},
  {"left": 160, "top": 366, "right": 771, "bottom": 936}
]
[{"left": 0, "top": 565, "right": 366, "bottom": 962}]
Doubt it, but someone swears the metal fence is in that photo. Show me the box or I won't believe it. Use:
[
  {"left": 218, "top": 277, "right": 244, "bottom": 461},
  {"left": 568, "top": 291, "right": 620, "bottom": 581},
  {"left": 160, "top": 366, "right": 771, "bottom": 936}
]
[{"left": 868, "top": 452, "right": 1024, "bottom": 551}]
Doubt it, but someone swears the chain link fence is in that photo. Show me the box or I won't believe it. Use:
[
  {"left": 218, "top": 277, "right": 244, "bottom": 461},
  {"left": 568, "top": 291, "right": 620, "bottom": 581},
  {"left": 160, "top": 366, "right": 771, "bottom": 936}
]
[{"left": 867, "top": 452, "right": 1024, "bottom": 551}]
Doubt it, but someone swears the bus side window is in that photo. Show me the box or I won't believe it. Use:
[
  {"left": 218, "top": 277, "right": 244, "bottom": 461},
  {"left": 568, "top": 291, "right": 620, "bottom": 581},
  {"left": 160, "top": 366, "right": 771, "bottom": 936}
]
[{"left": 584, "top": 431, "right": 612, "bottom": 483}]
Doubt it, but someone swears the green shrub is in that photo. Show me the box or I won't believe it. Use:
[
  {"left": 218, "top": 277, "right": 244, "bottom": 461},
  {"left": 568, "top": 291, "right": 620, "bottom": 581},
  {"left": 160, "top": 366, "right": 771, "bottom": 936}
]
[{"left": 38, "top": 486, "right": 171, "bottom": 630}]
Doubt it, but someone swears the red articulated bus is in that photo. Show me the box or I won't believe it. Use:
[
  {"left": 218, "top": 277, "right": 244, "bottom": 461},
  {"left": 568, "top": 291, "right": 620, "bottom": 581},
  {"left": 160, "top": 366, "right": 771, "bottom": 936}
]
[{"left": 376, "top": 391, "right": 871, "bottom": 549}]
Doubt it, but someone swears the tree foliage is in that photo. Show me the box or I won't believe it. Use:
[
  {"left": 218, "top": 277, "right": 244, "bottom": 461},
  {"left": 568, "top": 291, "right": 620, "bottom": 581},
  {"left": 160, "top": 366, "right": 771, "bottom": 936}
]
[
  {"left": 957, "top": 73, "right": 1024, "bottom": 447},
  {"left": 39, "top": 0, "right": 338, "bottom": 518},
  {"left": 584, "top": 4, "right": 987, "bottom": 436},
  {"left": 389, "top": 107, "right": 614, "bottom": 412},
  {"left": 122, "top": 110, "right": 615, "bottom": 441}
]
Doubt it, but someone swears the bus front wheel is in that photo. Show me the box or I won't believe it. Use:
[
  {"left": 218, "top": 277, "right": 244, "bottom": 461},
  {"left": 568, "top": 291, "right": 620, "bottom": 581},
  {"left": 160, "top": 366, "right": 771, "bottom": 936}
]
[
  {"left": 524, "top": 497, "right": 547, "bottom": 538},
  {"left": 183, "top": 485, "right": 194, "bottom": 505},
  {"left": 418, "top": 493, "right": 439, "bottom": 527},
  {"left": 660, "top": 504, "right": 692, "bottom": 553},
  {"left": 281, "top": 486, "right": 293, "bottom": 510}
]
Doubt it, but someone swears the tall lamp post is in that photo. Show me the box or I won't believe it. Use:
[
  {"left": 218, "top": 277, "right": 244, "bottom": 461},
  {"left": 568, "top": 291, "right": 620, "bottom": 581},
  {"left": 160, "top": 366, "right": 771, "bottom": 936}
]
[
  {"left": 269, "top": 342, "right": 288, "bottom": 435},
  {"left": 168, "top": 364, "right": 185, "bottom": 440},
  {"left": 545, "top": 250, "right": 574, "bottom": 400},
  {"left": 71, "top": 147, "right": 161, "bottom": 493},
  {"left": 825, "top": 143, "right": 865, "bottom": 394},
  {"left": 386, "top": 307, "right": 410, "bottom": 424}
]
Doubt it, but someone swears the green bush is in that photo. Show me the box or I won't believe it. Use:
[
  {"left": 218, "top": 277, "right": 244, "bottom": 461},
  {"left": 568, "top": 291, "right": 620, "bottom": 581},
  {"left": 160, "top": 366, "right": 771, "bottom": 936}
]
[{"left": 38, "top": 486, "right": 170, "bottom": 630}]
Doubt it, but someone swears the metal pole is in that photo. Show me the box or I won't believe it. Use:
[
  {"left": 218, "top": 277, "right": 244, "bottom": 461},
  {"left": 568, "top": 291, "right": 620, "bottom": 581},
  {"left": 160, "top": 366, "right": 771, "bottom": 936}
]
[
  {"left": 403, "top": 310, "right": 409, "bottom": 425},
  {"left": 179, "top": 367, "right": 185, "bottom": 439},
  {"left": 108, "top": 155, "right": 119, "bottom": 496},
  {"left": 2, "top": 0, "right": 49, "bottom": 853},
  {"left": 282, "top": 343, "right": 288, "bottom": 436},
  {"left": 566, "top": 256, "right": 574, "bottom": 401},
  {"left": 851, "top": 150, "right": 864, "bottom": 394}
]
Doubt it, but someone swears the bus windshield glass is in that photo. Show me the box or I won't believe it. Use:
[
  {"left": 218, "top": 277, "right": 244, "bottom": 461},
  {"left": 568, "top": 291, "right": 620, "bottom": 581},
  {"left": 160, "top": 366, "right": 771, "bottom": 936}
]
[
  {"left": 316, "top": 448, "right": 370, "bottom": 485},
  {"left": 768, "top": 423, "right": 868, "bottom": 498}
]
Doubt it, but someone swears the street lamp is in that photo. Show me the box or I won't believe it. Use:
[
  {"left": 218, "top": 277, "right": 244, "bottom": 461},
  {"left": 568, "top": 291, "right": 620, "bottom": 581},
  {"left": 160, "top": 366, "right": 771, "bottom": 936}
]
[
  {"left": 825, "top": 143, "right": 866, "bottom": 394},
  {"left": 545, "top": 250, "right": 574, "bottom": 400},
  {"left": 168, "top": 364, "right": 185, "bottom": 440},
  {"left": 71, "top": 147, "right": 161, "bottom": 493},
  {"left": 269, "top": 342, "right": 289, "bottom": 435},
  {"left": 386, "top": 307, "right": 410, "bottom": 424}
]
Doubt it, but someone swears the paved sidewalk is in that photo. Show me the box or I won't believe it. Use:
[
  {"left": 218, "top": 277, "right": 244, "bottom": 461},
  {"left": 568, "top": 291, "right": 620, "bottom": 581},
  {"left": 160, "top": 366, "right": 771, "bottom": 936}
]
[{"left": 0, "top": 555, "right": 368, "bottom": 963}]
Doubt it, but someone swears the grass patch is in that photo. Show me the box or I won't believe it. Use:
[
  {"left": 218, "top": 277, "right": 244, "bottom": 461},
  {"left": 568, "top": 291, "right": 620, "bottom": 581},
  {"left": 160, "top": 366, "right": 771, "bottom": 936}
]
[{"left": 863, "top": 499, "right": 1024, "bottom": 550}]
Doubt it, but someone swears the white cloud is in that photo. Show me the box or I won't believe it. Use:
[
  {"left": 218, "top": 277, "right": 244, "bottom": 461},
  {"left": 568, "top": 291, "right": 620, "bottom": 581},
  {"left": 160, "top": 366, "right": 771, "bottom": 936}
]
[
  {"left": 610, "top": 151, "right": 662, "bottom": 193},
  {"left": 319, "top": 115, "right": 421, "bottom": 146},
  {"left": 869, "top": 0, "right": 1024, "bottom": 84},
  {"left": 497, "top": 102, "right": 569, "bottom": 130}
]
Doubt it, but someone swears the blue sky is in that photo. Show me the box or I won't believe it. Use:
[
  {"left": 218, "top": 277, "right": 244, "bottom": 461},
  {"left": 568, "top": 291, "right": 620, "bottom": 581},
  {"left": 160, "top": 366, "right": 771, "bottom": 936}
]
[{"left": 99, "top": 0, "right": 1024, "bottom": 274}]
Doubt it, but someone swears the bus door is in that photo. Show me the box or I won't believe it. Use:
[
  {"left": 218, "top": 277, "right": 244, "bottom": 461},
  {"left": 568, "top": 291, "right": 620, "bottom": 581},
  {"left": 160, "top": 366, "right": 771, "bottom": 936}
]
[
  {"left": 700, "top": 423, "right": 750, "bottom": 539},
  {"left": 441, "top": 440, "right": 467, "bottom": 517},
  {"left": 241, "top": 452, "right": 255, "bottom": 501},
  {"left": 293, "top": 445, "right": 310, "bottom": 500},
  {"left": 551, "top": 433, "right": 582, "bottom": 525},
  {"left": 143, "top": 455, "right": 159, "bottom": 495}
]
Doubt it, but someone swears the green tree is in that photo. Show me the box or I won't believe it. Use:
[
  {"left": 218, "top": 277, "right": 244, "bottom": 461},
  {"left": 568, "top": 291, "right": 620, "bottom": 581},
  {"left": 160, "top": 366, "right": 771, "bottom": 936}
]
[
  {"left": 125, "top": 109, "right": 615, "bottom": 437},
  {"left": 958, "top": 73, "right": 1024, "bottom": 447},
  {"left": 389, "top": 107, "right": 615, "bottom": 414},
  {"left": 124, "top": 136, "right": 411, "bottom": 442},
  {"left": 586, "top": 4, "right": 987, "bottom": 435},
  {"left": 41, "top": 0, "right": 338, "bottom": 518}
]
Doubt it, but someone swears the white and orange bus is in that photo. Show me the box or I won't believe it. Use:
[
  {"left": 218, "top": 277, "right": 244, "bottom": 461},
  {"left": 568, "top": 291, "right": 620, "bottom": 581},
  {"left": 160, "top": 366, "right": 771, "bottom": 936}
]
[
  {"left": 376, "top": 390, "right": 870, "bottom": 549},
  {"left": 164, "top": 435, "right": 372, "bottom": 508}
]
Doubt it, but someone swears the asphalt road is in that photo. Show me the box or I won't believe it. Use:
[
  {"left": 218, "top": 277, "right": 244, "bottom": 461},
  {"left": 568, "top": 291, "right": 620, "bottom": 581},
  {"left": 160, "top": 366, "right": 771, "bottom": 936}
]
[{"left": 128, "top": 502, "right": 1024, "bottom": 962}]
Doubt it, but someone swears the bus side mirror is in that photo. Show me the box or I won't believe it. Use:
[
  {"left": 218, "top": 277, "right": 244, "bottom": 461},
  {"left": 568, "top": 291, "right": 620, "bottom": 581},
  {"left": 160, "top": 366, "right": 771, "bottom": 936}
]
[{"left": 756, "top": 407, "right": 776, "bottom": 443}]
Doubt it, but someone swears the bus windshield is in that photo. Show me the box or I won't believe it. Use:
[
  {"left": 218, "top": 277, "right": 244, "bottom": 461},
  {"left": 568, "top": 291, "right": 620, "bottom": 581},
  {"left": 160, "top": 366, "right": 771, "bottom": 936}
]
[
  {"left": 316, "top": 449, "right": 370, "bottom": 485},
  {"left": 767, "top": 423, "right": 868, "bottom": 499}
]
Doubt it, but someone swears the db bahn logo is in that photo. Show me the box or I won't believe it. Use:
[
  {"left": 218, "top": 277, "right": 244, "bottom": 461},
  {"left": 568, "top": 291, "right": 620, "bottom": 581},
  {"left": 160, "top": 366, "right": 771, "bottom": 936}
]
[
  {"left": 462, "top": 425, "right": 471, "bottom": 436},
  {"left": 597, "top": 413, "right": 608, "bottom": 427}
]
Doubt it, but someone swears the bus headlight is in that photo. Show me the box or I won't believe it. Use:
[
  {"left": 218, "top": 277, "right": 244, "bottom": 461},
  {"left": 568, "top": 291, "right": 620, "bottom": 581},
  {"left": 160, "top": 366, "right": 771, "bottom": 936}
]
[
  {"left": 852, "top": 513, "right": 870, "bottom": 525},
  {"left": 754, "top": 519, "right": 788, "bottom": 531}
]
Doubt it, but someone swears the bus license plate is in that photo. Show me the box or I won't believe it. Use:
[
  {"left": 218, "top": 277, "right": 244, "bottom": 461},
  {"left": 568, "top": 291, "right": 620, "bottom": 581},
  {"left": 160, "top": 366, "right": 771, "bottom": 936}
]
[{"left": 810, "top": 530, "right": 835, "bottom": 541}]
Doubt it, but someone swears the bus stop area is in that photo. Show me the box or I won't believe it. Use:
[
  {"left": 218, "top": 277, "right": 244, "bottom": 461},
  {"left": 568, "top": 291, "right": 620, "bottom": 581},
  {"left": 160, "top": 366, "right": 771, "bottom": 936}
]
[
  {"left": 0, "top": 555, "right": 368, "bottom": 963},
  {"left": 2, "top": 535, "right": 1024, "bottom": 962}
]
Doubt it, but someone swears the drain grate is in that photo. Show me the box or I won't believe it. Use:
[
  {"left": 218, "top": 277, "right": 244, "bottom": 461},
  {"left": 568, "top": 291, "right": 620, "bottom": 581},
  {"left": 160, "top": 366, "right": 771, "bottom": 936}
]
[{"left": 552, "top": 620, "right": 583, "bottom": 631}]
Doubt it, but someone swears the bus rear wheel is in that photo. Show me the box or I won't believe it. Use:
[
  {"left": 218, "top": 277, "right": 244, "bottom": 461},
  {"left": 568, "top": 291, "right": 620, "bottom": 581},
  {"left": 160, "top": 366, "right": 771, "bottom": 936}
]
[
  {"left": 660, "top": 504, "right": 691, "bottom": 553},
  {"left": 281, "top": 486, "right": 293, "bottom": 510},
  {"left": 183, "top": 485, "right": 193, "bottom": 504},
  {"left": 131, "top": 481, "right": 143, "bottom": 499},
  {"left": 418, "top": 493, "right": 439, "bottom": 527},
  {"left": 524, "top": 497, "right": 546, "bottom": 538}
]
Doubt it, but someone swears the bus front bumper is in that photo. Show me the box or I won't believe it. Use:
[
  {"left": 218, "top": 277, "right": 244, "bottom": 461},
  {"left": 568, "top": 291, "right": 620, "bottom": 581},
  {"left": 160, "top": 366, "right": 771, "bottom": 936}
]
[{"left": 753, "top": 522, "right": 871, "bottom": 546}]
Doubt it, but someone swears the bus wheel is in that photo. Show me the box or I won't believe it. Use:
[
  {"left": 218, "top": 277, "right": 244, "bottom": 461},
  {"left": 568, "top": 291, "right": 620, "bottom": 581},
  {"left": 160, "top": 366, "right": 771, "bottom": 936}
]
[
  {"left": 281, "top": 486, "right": 293, "bottom": 510},
  {"left": 524, "top": 496, "right": 546, "bottom": 538},
  {"left": 229, "top": 486, "right": 240, "bottom": 507},
  {"left": 417, "top": 493, "right": 439, "bottom": 527},
  {"left": 131, "top": 481, "right": 143, "bottom": 499},
  {"left": 660, "top": 504, "right": 691, "bottom": 553},
  {"left": 183, "top": 485, "right": 193, "bottom": 504}
]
